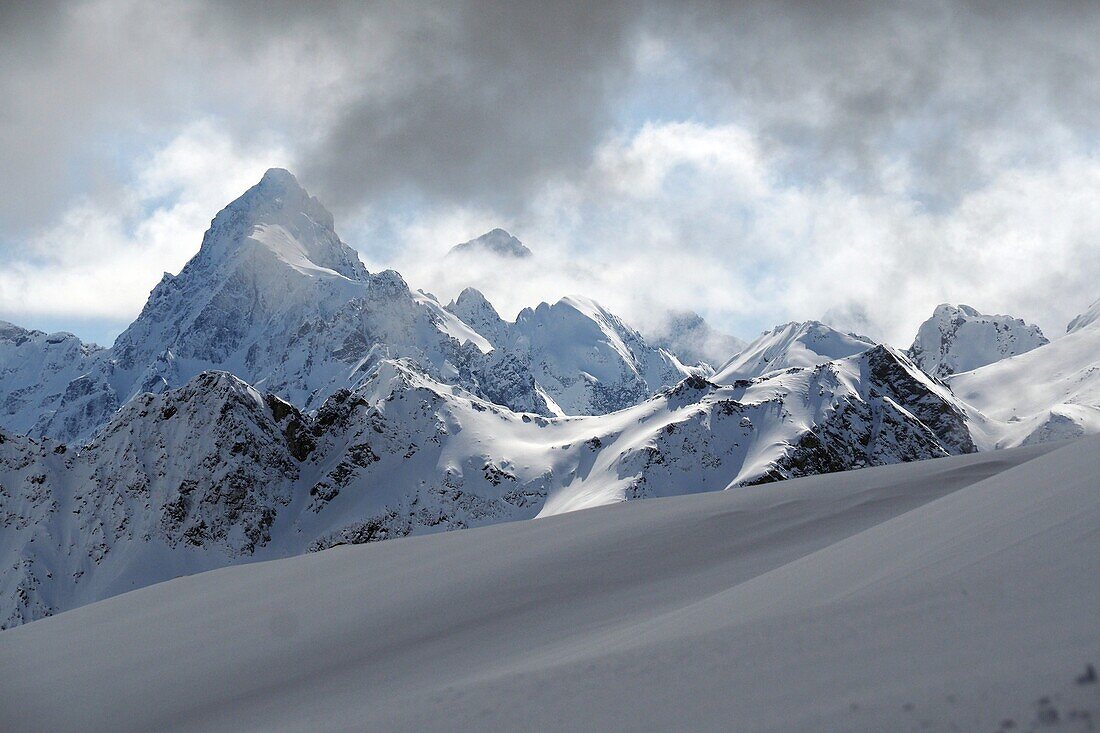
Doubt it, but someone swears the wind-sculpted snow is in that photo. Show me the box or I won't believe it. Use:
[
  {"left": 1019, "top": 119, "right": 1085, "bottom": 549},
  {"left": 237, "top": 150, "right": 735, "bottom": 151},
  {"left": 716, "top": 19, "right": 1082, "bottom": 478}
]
[
  {"left": 0, "top": 343, "right": 979, "bottom": 628},
  {"left": 4, "top": 438, "right": 1096, "bottom": 733},
  {"left": 908, "top": 303, "right": 1048, "bottom": 379}
]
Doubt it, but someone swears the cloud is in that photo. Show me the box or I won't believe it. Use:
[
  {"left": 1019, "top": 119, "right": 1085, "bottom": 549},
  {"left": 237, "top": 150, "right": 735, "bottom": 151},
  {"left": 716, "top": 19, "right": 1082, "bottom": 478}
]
[
  {"left": 3, "top": 1, "right": 1100, "bottom": 349},
  {"left": 294, "top": 1, "right": 639, "bottom": 212},
  {"left": 373, "top": 119, "right": 1100, "bottom": 346},
  {"left": 0, "top": 121, "right": 289, "bottom": 336},
  {"left": 654, "top": 1, "right": 1100, "bottom": 208}
]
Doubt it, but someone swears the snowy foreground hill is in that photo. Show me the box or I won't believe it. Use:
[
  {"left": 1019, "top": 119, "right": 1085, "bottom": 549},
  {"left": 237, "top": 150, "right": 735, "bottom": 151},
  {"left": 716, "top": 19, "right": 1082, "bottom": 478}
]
[
  {"left": 2, "top": 168, "right": 1100, "bottom": 635},
  {"left": 2, "top": 439, "right": 1098, "bottom": 732}
]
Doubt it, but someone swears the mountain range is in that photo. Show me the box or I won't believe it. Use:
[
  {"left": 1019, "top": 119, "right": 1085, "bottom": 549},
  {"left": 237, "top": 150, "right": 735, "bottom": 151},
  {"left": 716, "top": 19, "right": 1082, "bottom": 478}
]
[{"left": 2, "top": 168, "right": 1098, "bottom": 629}]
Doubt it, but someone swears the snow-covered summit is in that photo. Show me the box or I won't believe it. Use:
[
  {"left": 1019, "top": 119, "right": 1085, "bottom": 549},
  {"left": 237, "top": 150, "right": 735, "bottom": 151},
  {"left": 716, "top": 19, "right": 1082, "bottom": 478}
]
[
  {"left": 194, "top": 167, "right": 367, "bottom": 281},
  {"left": 713, "top": 321, "right": 874, "bottom": 383},
  {"left": 446, "top": 287, "right": 509, "bottom": 344},
  {"left": 907, "top": 303, "right": 1048, "bottom": 379},
  {"left": 448, "top": 228, "right": 533, "bottom": 259}
]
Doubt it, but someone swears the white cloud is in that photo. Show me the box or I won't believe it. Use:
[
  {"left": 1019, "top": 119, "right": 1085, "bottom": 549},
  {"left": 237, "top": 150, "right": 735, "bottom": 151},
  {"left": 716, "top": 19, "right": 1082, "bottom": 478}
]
[
  {"left": 0, "top": 120, "right": 290, "bottom": 324},
  {"left": 4, "top": 116, "right": 1098, "bottom": 353},
  {"left": 368, "top": 120, "right": 1100, "bottom": 346}
]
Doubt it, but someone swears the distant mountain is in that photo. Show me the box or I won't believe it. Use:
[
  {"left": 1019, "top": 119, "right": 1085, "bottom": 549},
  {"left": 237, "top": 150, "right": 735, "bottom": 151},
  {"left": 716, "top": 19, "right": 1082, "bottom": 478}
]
[
  {"left": 907, "top": 303, "right": 1048, "bottom": 379},
  {"left": 712, "top": 321, "right": 875, "bottom": 383},
  {"left": 447, "top": 288, "right": 700, "bottom": 415},
  {"left": 0, "top": 322, "right": 112, "bottom": 441},
  {"left": 0, "top": 172, "right": 690, "bottom": 442},
  {"left": 948, "top": 299, "right": 1100, "bottom": 447},
  {"left": 1065, "top": 296, "right": 1100, "bottom": 333},
  {"left": 448, "top": 228, "right": 532, "bottom": 259},
  {"left": 4, "top": 167, "right": 1100, "bottom": 634}
]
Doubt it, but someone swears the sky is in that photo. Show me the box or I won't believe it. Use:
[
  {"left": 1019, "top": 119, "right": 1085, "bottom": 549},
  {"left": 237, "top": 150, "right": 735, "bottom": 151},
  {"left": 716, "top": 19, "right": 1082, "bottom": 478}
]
[{"left": 2, "top": 0, "right": 1100, "bottom": 348}]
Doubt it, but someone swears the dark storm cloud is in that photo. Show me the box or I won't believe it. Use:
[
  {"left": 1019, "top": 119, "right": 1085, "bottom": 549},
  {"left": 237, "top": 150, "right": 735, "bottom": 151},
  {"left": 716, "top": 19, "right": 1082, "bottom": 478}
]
[
  {"left": 3, "top": 0, "right": 1100, "bottom": 232},
  {"left": 294, "top": 2, "right": 637, "bottom": 211},
  {"left": 655, "top": 0, "right": 1100, "bottom": 206}
]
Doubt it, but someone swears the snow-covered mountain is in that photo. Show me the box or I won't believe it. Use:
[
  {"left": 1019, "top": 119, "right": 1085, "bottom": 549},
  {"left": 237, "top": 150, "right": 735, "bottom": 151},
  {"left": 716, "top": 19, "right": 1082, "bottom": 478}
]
[
  {"left": 1065, "top": 296, "right": 1100, "bottom": 333},
  {"left": 712, "top": 320, "right": 875, "bottom": 383},
  {"left": 0, "top": 322, "right": 113, "bottom": 440},
  {"left": 0, "top": 172, "right": 694, "bottom": 443},
  {"left": 948, "top": 300, "right": 1100, "bottom": 447},
  {"left": 448, "top": 228, "right": 533, "bottom": 258},
  {"left": 446, "top": 288, "right": 700, "bottom": 415},
  {"left": 0, "top": 340, "right": 977, "bottom": 627},
  {"left": 5, "top": 167, "right": 1100, "bottom": 635},
  {"left": 907, "top": 303, "right": 1048, "bottom": 379}
]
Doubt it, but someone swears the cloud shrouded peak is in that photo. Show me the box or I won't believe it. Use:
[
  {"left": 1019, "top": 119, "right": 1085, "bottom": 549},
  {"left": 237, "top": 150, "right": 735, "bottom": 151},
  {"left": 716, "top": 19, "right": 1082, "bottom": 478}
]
[
  {"left": 448, "top": 229, "right": 532, "bottom": 259},
  {"left": 3, "top": 2, "right": 1100, "bottom": 348}
]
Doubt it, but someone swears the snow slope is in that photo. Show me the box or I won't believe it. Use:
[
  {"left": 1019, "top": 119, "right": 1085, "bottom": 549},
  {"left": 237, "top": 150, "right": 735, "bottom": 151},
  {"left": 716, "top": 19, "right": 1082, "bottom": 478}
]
[
  {"left": 948, "top": 304, "right": 1100, "bottom": 447},
  {"left": 713, "top": 320, "right": 874, "bottom": 383},
  {"left": 3, "top": 437, "right": 1096, "bottom": 733},
  {"left": 908, "top": 303, "right": 1048, "bottom": 379},
  {"left": 0, "top": 344, "right": 977, "bottom": 627}
]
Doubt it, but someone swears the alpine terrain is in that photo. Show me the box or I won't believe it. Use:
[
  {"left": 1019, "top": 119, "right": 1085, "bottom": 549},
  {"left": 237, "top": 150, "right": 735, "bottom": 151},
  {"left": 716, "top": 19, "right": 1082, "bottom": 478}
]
[{"left": 1, "top": 169, "right": 1098, "bottom": 645}]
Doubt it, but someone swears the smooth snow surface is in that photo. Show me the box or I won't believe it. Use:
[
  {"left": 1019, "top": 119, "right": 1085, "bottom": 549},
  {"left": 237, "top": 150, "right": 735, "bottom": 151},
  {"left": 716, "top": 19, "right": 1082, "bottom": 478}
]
[{"left": 3, "top": 438, "right": 1097, "bottom": 733}]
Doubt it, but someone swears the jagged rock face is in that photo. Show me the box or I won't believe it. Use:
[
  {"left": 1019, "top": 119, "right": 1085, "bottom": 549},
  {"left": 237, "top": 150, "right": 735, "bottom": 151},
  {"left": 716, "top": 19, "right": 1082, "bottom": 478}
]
[
  {"left": 80, "top": 372, "right": 302, "bottom": 556},
  {"left": 907, "top": 303, "right": 1048, "bottom": 379},
  {"left": 713, "top": 321, "right": 875, "bottom": 383},
  {"left": 0, "top": 429, "right": 72, "bottom": 629},
  {"left": 752, "top": 346, "right": 976, "bottom": 484},
  {"left": 0, "top": 323, "right": 114, "bottom": 441},
  {"left": 0, "top": 345, "right": 981, "bottom": 628}
]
